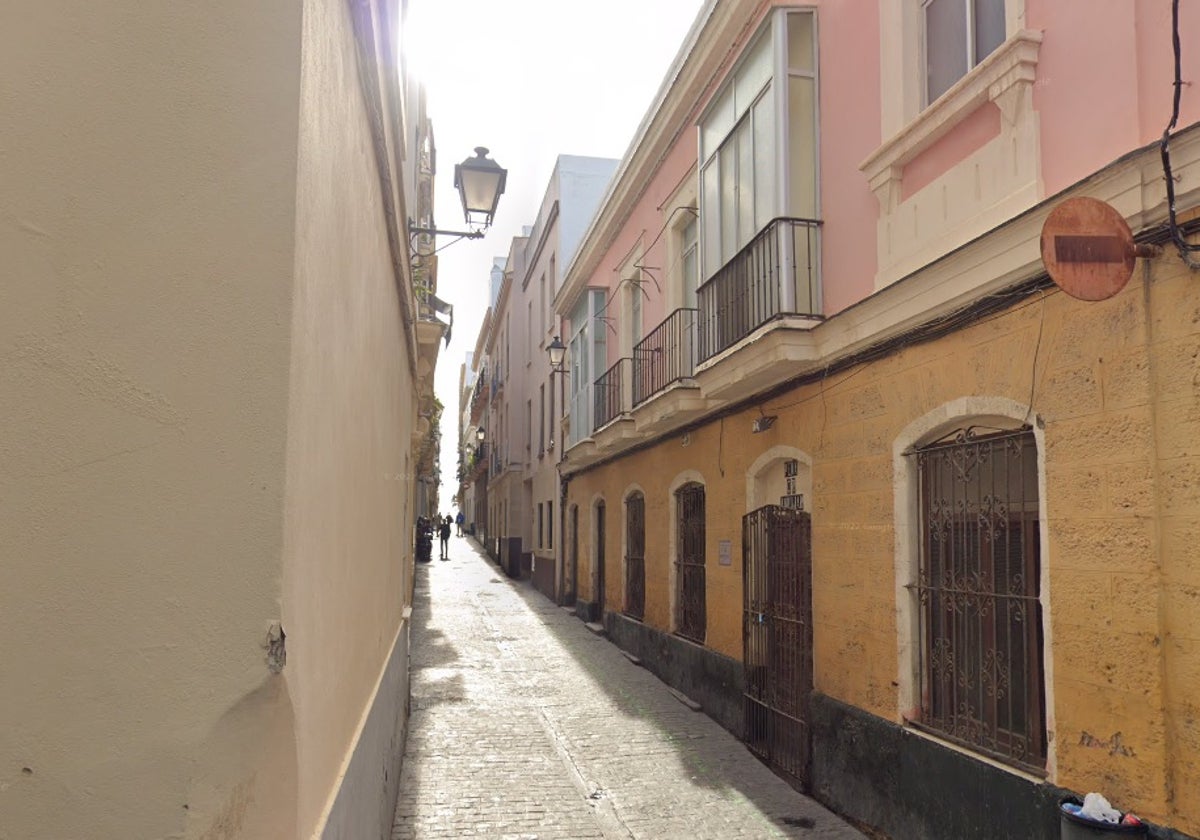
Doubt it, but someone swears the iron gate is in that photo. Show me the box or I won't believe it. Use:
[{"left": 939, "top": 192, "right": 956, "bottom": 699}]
[
  {"left": 743, "top": 504, "right": 813, "bottom": 788},
  {"left": 675, "top": 483, "right": 706, "bottom": 642}
]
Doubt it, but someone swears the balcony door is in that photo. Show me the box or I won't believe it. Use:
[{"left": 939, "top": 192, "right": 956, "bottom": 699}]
[{"left": 568, "top": 290, "right": 607, "bottom": 443}]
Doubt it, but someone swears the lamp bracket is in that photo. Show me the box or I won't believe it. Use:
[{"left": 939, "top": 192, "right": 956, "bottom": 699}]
[{"left": 409, "top": 223, "right": 485, "bottom": 240}]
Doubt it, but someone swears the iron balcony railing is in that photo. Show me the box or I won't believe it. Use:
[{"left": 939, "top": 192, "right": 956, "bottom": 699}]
[
  {"left": 696, "top": 217, "right": 821, "bottom": 362},
  {"left": 594, "top": 357, "right": 631, "bottom": 429},
  {"left": 632, "top": 307, "right": 698, "bottom": 405},
  {"left": 467, "top": 443, "right": 488, "bottom": 477}
]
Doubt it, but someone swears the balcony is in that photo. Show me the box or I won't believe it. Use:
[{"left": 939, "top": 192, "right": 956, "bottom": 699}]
[
  {"left": 568, "top": 383, "right": 593, "bottom": 447},
  {"left": 696, "top": 217, "right": 821, "bottom": 362},
  {"left": 594, "top": 357, "right": 631, "bottom": 430},
  {"left": 468, "top": 443, "right": 488, "bottom": 479},
  {"left": 632, "top": 307, "right": 697, "bottom": 405}
]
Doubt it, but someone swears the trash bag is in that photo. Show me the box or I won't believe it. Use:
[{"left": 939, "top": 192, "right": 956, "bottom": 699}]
[{"left": 1080, "top": 793, "right": 1121, "bottom": 825}]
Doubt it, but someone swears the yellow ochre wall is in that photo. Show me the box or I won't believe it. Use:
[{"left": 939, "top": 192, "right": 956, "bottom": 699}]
[{"left": 566, "top": 252, "right": 1200, "bottom": 834}]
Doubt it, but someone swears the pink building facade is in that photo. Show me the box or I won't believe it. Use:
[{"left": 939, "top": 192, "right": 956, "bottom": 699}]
[{"left": 554, "top": 2, "right": 1200, "bottom": 837}]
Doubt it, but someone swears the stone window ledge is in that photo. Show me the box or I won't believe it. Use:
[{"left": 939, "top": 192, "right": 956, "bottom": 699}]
[{"left": 860, "top": 29, "right": 1043, "bottom": 204}]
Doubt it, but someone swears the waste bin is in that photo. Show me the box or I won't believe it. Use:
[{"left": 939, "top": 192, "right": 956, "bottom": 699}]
[{"left": 1060, "top": 799, "right": 1147, "bottom": 839}]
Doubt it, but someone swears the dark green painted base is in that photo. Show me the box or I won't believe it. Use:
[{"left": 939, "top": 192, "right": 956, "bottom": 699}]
[
  {"left": 809, "top": 693, "right": 1196, "bottom": 840},
  {"left": 604, "top": 611, "right": 745, "bottom": 737},
  {"left": 574, "top": 599, "right": 599, "bottom": 623}
]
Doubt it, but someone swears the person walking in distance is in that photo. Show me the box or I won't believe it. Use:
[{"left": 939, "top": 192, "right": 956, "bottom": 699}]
[
  {"left": 455, "top": 510, "right": 465, "bottom": 537},
  {"left": 439, "top": 514, "right": 452, "bottom": 560}
]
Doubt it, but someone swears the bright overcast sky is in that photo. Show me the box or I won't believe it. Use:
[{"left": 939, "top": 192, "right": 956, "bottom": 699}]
[{"left": 405, "top": 0, "right": 706, "bottom": 508}]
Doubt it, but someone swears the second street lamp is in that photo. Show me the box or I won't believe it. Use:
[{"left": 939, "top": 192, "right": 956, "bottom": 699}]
[{"left": 547, "top": 335, "right": 567, "bottom": 375}]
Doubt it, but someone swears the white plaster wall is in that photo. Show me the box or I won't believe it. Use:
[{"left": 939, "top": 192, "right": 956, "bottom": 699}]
[
  {"left": 0, "top": 2, "right": 304, "bottom": 837},
  {"left": 556, "top": 156, "right": 620, "bottom": 277},
  {"left": 286, "top": 0, "right": 415, "bottom": 835}
]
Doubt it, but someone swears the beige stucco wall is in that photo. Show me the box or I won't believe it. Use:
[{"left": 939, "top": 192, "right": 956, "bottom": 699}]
[
  {"left": 2, "top": 2, "right": 420, "bottom": 838},
  {"left": 0, "top": 2, "right": 304, "bottom": 838},
  {"left": 285, "top": 0, "right": 415, "bottom": 834}
]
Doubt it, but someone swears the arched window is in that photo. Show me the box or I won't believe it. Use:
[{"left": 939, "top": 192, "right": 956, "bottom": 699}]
[
  {"left": 674, "top": 482, "right": 706, "bottom": 642},
  {"left": 909, "top": 424, "right": 1045, "bottom": 771},
  {"left": 624, "top": 492, "right": 646, "bottom": 620}
]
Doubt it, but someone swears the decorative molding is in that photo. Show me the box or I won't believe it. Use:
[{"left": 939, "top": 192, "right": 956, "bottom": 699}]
[
  {"left": 556, "top": 0, "right": 751, "bottom": 314},
  {"left": 860, "top": 29, "right": 1043, "bottom": 209},
  {"left": 891, "top": 396, "right": 1056, "bottom": 781}
]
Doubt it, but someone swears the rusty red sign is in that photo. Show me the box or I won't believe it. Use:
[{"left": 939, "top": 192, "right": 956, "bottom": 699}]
[{"left": 1040, "top": 197, "right": 1136, "bottom": 301}]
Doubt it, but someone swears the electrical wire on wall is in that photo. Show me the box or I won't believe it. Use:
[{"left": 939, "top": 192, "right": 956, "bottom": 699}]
[
  {"left": 717, "top": 417, "right": 725, "bottom": 478},
  {"left": 592, "top": 204, "right": 699, "bottom": 329},
  {"left": 762, "top": 280, "right": 1063, "bottom": 419},
  {"left": 1161, "top": 0, "right": 1200, "bottom": 269},
  {"left": 1022, "top": 289, "right": 1047, "bottom": 427}
]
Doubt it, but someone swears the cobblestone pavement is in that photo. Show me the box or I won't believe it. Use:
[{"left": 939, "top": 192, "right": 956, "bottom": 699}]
[{"left": 391, "top": 535, "right": 866, "bottom": 840}]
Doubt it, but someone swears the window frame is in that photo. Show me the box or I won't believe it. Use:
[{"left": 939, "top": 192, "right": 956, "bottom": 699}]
[
  {"left": 696, "top": 8, "right": 820, "bottom": 280},
  {"left": 624, "top": 490, "right": 646, "bottom": 621},
  {"left": 921, "top": 0, "right": 1007, "bottom": 108},
  {"left": 909, "top": 424, "right": 1047, "bottom": 774},
  {"left": 680, "top": 215, "right": 699, "bottom": 310},
  {"left": 674, "top": 481, "right": 707, "bottom": 644}
]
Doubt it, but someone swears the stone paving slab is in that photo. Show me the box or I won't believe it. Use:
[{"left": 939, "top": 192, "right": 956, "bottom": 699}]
[{"left": 392, "top": 536, "right": 866, "bottom": 840}]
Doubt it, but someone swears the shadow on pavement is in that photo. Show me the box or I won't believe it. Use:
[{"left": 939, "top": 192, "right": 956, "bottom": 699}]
[{"left": 397, "top": 534, "right": 853, "bottom": 837}]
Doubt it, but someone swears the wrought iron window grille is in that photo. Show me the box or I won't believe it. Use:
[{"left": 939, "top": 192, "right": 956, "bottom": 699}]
[
  {"left": 625, "top": 493, "right": 646, "bottom": 621},
  {"left": 674, "top": 482, "right": 707, "bottom": 644},
  {"left": 906, "top": 425, "right": 1047, "bottom": 773}
]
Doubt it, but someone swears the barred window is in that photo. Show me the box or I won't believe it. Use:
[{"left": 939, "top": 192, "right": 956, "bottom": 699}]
[
  {"left": 675, "top": 482, "right": 706, "bottom": 643},
  {"left": 625, "top": 493, "right": 646, "bottom": 620},
  {"left": 913, "top": 426, "right": 1046, "bottom": 772}
]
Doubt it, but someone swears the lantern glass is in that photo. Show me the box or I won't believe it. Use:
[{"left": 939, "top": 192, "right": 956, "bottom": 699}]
[
  {"left": 547, "top": 335, "right": 567, "bottom": 370},
  {"left": 454, "top": 147, "right": 507, "bottom": 226}
]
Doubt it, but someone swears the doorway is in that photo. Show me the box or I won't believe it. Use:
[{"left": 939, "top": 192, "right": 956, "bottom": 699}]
[
  {"left": 566, "top": 504, "right": 578, "bottom": 604},
  {"left": 742, "top": 504, "right": 813, "bottom": 789}
]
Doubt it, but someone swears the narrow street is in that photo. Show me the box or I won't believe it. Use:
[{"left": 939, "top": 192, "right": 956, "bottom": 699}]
[{"left": 391, "top": 535, "right": 865, "bottom": 840}]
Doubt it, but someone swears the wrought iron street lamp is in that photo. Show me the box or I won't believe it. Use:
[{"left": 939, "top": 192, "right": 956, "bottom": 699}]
[
  {"left": 546, "top": 335, "right": 567, "bottom": 375},
  {"left": 455, "top": 147, "right": 507, "bottom": 228},
  {"left": 409, "top": 147, "right": 507, "bottom": 241},
  {"left": 476, "top": 426, "right": 486, "bottom": 443}
]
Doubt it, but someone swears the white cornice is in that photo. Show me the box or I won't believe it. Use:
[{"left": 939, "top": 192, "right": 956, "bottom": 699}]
[
  {"left": 557, "top": 0, "right": 763, "bottom": 314},
  {"left": 522, "top": 201, "right": 560, "bottom": 291}
]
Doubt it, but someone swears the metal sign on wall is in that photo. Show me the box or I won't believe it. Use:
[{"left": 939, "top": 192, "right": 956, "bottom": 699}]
[
  {"left": 1039, "top": 196, "right": 1154, "bottom": 301},
  {"left": 780, "top": 494, "right": 805, "bottom": 511},
  {"left": 781, "top": 459, "right": 804, "bottom": 510}
]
